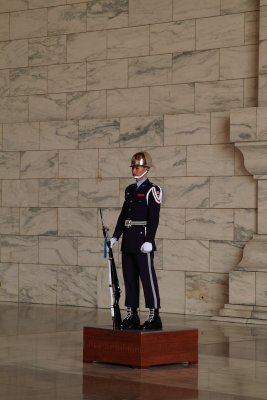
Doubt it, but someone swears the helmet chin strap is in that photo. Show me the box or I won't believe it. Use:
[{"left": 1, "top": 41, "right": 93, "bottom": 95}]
[{"left": 134, "top": 169, "right": 148, "bottom": 180}]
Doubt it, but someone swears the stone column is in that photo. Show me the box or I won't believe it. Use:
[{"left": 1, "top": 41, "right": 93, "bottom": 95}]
[
  {"left": 213, "top": 112, "right": 267, "bottom": 323},
  {"left": 213, "top": 0, "right": 267, "bottom": 325}
]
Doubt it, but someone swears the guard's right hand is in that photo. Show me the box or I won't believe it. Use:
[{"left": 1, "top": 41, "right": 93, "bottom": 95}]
[{"left": 110, "top": 237, "right": 117, "bottom": 248}]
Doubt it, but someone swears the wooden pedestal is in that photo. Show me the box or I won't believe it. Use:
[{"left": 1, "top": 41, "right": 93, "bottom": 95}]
[{"left": 83, "top": 326, "right": 198, "bottom": 368}]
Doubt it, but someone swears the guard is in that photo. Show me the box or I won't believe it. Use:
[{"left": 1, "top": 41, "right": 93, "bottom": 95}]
[{"left": 110, "top": 151, "right": 162, "bottom": 330}]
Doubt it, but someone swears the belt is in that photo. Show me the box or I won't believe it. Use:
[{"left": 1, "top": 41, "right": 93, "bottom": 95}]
[{"left": 125, "top": 219, "right": 147, "bottom": 228}]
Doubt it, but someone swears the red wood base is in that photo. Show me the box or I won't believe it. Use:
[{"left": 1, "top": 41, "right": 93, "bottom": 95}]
[{"left": 83, "top": 326, "right": 198, "bottom": 368}]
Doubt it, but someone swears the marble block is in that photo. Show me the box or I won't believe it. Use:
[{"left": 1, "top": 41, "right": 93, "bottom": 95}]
[
  {"left": 230, "top": 107, "right": 257, "bottom": 142},
  {"left": 107, "top": 88, "right": 149, "bottom": 118},
  {"left": 120, "top": 116, "right": 163, "bottom": 147},
  {"left": 150, "top": 84, "right": 194, "bottom": 115},
  {"left": 172, "top": 49, "right": 219, "bottom": 84},
  {"left": 0, "top": 152, "right": 20, "bottom": 179},
  {"left": 59, "top": 149, "right": 98, "bottom": 178},
  {"left": 78, "top": 178, "right": 119, "bottom": 207},
  {"left": 173, "top": 0, "right": 220, "bottom": 20},
  {"left": 156, "top": 270, "right": 185, "bottom": 314},
  {"left": 3, "top": 122, "right": 39, "bottom": 151},
  {"left": 220, "top": 45, "right": 258, "bottom": 80},
  {"left": 259, "top": 40, "right": 267, "bottom": 74},
  {"left": 157, "top": 208, "right": 185, "bottom": 239},
  {"left": 57, "top": 265, "right": 97, "bottom": 307},
  {"left": 67, "top": 91, "right": 106, "bottom": 120},
  {"left": 211, "top": 111, "right": 230, "bottom": 144},
  {"left": 87, "top": 0, "right": 128, "bottom": 30},
  {"left": 186, "top": 209, "right": 234, "bottom": 241},
  {"left": 48, "top": 63, "right": 86, "bottom": 93},
  {"left": 79, "top": 118, "right": 119, "bottom": 148},
  {"left": 196, "top": 14, "right": 244, "bottom": 50},
  {"left": 260, "top": 6, "right": 267, "bottom": 40},
  {"left": 39, "top": 179, "right": 78, "bottom": 207},
  {"left": 0, "top": 96, "right": 28, "bottom": 123},
  {"left": 0, "top": 70, "right": 9, "bottom": 97},
  {"left": 67, "top": 31, "right": 106, "bottom": 63},
  {"left": 186, "top": 272, "right": 228, "bottom": 316},
  {"left": 78, "top": 237, "right": 111, "bottom": 268},
  {"left": 29, "top": 94, "right": 66, "bottom": 122},
  {"left": 244, "top": 77, "right": 258, "bottom": 108},
  {"left": 1, "top": 235, "right": 38, "bottom": 264},
  {"left": 256, "top": 272, "right": 267, "bottom": 306},
  {"left": 195, "top": 80, "right": 243, "bottom": 113},
  {"left": 10, "top": 66, "right": 47, "bottom": 96},
  {"left": 129, "top": 54, "right": 172, "bottom": 87},
  {"left": 210, "top": 176, "right": 257, "bottom": 208},
  {"left": 129, "top": 0, "right": 172, "bottom": 26},
  {"left": 29, "top": 36, "right": 67, "bottom": 66},
  {"left": 164, "top": 112, "right": 210, "bottom": 145},
  {"left": 234, "top": 209, "right": 257, "bottom": 241},
  {"left": 48, "top": 3, "right": 87, "bottom": 35},
  {"left": 0, "top": 263, "right": 18, "bottom": 302},
  {"left": 19, "top": 264, "right": 57, "bottom": 304},
  {"left": 29, "top": 0, "right": 66, "bottom": 10},
  {"left": 258, "top": 180, "right": 267, "bottom": 234},
  {"left": 87, "top": 59, "right": 128, "bottom": 91},
  {"left": 150, "top": 20, "right": 195, "bottom": 55},
  {"left": 58, "top": 208, "right": 97, "bottom": 236},
  {"left": 229, "top": 270, "right": 255, "bottom": 305},
  {"left": 187, "top": 144, "right": 235, "bottom": 176},
  {"left": 0, "top": 208, "right": 19, "bottom": 235},
  {"left": 40, "top": 120, "right": 78, "bottom": 150},
  {"left": 21, "top": 150, "right": 58, "bottom": 179},
  {"left": 221, "top": 0, "right": 259, "bottom": 14},
  {"left": 245, "top": 11, "right": 259, "bottom": 46},
  {"left": 0, "top": 13, "right": 9, "bottom": 42},
  {"left": 210, "top": 241, "right": 244, "bottom": 273},
  {"left": 107, "top": 26, "right": 149, "bottom": 59},
  {"left": 10, "top": 8, "right": 47, "bottom": 40},
  {"left": 20, "top": 208, "right": 57, "bottom": 236},
  {"left": 258, "top": 74, "right": 267, "bottom": 106},
  {"left": 163, "top": 239, "right": 209, "bottom": 272},
  {"left": 164, "top": 177, "right": 209, "bottom": 208},
  {"left": 0, "top": 0, "right": 28, "bottom": 12},
  {"left": 0, "top": 40, "right": 28, "bottom": 70},
  {"left": 39, "top": 236, "right": 78, "bottom": 266},
  {"left": 256, "top": 106, "right": 267, "bottom": 140}
]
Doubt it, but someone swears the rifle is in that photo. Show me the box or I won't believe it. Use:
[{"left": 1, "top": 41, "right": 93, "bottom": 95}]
[{"left": 99, "top": 208, "right": 122, "bottom": 330}]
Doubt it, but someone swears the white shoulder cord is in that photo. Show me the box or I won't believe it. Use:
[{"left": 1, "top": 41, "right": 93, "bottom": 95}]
[{"left": 146, "top": 185, "right": 162, "bottom": 205}]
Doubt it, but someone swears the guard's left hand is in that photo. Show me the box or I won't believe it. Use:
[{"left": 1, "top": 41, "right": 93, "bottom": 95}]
[{"left": 141, "top": 242, "right": 152, "bottom": 253}]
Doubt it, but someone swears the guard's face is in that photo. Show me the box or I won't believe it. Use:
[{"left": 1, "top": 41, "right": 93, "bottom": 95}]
[{"left": 132, "top": 166, "right": 147, "bottom": 180}]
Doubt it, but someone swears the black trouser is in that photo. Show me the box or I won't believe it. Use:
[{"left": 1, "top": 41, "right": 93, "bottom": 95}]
[{"left": 121, "top": 252, "right": 160, "bottom": 309}]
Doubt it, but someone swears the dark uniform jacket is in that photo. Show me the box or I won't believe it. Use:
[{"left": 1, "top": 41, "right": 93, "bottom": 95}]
[{"left": 113, "top": 179, "right": 161, "bottom": 253}]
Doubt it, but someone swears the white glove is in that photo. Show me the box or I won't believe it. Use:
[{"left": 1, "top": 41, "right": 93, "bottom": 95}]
[
  {"left": 110, "top": 237, "right": 117, "bottom": 248},
  {"left": 141, "top": 242, "right": 153, "bottom": 253}
]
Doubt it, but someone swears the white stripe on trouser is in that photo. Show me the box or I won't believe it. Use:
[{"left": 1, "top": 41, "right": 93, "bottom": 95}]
[{"left": 147, "top": 253, "right": 158, "bottom": 309}]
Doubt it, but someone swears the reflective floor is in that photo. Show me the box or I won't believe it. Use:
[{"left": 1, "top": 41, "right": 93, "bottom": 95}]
[{"left": 0, "top": 303, "right": 267, "bottom": 399}]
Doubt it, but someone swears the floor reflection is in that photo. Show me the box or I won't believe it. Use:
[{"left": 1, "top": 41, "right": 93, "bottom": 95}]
[{"left": 0, "top": 302, "right": 267, "bottom": 399}]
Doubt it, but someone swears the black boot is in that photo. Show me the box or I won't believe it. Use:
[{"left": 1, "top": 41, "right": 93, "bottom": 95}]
[
  {"left": 141, "top": 309, "right": 162, "bottom": 330},
  {"left": 121, "top": 308, "right": 140, "bottom": 330}
]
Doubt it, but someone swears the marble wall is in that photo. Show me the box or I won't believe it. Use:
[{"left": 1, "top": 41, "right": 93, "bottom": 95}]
[{"left": 0, "top": 0, "right": 260, "bottom": 316}]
